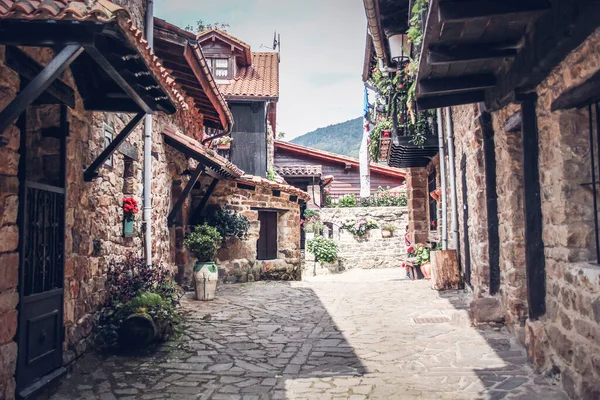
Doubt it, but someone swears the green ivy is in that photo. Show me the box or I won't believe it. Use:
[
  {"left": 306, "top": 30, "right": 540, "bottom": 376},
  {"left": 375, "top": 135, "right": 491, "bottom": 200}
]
[
  {"left": 307, "top": 236, "right": 338, "bottom": 264},
  {"left": 267, "top": 168, "right": 276, "bottom": 181}
]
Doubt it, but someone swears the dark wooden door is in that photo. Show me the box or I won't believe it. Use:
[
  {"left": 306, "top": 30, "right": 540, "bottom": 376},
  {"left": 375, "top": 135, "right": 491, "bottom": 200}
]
[
  {"left": 257, "top": 212, "right": 278, "bottom": 260},
  {"left": 17, "top": 182, "right": 65, "bottom": 391}
]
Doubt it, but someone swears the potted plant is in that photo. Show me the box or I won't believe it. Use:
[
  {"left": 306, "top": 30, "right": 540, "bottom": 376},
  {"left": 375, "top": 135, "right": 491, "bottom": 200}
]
[
  {"left": 122, "top": 197, "right": 138, "bottom": 237},
  {"left": 381, "top": 224, "right": 396, "bottom": 238},
  {"left": 415, "top": 243, "right": 432, "bottom": 279},
  {"left": 184, "top": 224, "right": 222, "bottom": 301}
]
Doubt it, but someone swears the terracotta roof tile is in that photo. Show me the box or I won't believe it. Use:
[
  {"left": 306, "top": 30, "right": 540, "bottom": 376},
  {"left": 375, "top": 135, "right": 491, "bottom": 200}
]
[
  {"left": 218, "top": 52, "right": 279, "bottom": 99},
  {"left": 0, "top": 0, "right": 186, "bottom": 112},
  {"left": 277, "top": 165, "right": 322, "bottom": 177},
  {"left": 163, "top": 126, "right": 243, "bottom": 178},
  {"left": 236, "top": 175, "right": 310, "bottom": 201},
  {"left": 197, "top": 28, "right": 251, "bottom": 50}
]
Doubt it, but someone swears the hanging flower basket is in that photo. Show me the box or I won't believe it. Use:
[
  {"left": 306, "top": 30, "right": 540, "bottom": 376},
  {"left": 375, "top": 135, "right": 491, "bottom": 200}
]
[{"left": 123, "top": 197, "right": 139, "bottom": 237}]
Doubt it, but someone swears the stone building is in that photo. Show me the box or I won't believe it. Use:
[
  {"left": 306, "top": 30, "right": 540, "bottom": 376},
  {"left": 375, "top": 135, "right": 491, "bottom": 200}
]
[
  {"left": 363, "top": 0, "right": 600, "bottom": 398},
  {"left": 0, "top": 1, "right": 304, "bottom": 398}
]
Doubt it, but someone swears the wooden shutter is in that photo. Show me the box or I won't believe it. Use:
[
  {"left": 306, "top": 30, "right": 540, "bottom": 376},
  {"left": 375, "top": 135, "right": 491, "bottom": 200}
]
[{"left": 257, "top": 211, "right": 278, "bottom": 260}]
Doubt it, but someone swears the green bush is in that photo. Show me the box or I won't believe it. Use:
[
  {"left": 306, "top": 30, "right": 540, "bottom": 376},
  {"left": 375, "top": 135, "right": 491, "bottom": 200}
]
[
  {"left": 338, "top": 194, "right": 357, "bottom": 207},
  {"left": 307, "top": 236, "right": 338, "bottom": 264},
  {"left": 184, "top": 224, "right": 222, "bottom": 262},
  {"left": 303, "top": 209, "right": 319, "bottom": 219},
  {"left": 343, "top": 219, "right": 379, "bottom": 237},
  {"left": 207, "top": 209, "right": 249, "bottom": 241}
]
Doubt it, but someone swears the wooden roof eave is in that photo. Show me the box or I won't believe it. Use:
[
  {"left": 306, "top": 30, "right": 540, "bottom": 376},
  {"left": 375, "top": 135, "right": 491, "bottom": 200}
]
[{"left": 363, "top": 0, "right": 389, "bottom": 67}]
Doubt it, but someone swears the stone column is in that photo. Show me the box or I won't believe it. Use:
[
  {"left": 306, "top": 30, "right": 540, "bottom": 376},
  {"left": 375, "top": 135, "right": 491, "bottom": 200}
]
[{"left": 406, "top": 167, "right": 429, "bottom": 244}]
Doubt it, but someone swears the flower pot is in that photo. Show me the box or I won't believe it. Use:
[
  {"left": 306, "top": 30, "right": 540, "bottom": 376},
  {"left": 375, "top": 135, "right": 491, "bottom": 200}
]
[
  {"left": 123, "top": 218, "right": 134, "bottom": 237},
  {"left": 194, "top": 262, "right": 219, "bottom": 301},
  {"left": 382, "top": 130, "right": 392, "bottom": 138},
  {"left": 382, "top": 229, "right": 393, "bottom": 238}
]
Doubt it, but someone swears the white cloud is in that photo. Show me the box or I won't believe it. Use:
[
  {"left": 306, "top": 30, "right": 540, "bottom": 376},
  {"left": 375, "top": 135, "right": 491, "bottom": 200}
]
[{"left": 155, "top": 0, "right": 367, "bottom": 140}]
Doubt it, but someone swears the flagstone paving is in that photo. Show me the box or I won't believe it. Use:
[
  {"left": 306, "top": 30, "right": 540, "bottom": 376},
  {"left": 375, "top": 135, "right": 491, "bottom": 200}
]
[{"left": 43, "top": 268, "right": 568, "bottom": 400}]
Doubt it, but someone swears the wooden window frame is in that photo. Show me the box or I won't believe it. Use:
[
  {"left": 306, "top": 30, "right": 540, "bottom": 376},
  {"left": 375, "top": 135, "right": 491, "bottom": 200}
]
[{"left": 209, "top": 57, "right": 232, "bottom": 80}]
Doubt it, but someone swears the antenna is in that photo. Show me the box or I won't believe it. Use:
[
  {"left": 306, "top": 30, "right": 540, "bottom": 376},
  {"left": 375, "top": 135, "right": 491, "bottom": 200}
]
[{"left": 273, "top": 31, "right": 281, "bottom": 61}]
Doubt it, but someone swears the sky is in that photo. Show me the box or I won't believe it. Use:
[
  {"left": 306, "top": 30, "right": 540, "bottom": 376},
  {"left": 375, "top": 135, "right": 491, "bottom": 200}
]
[{"left": 155, "top": 0, "right": 367, "bottom": 140}]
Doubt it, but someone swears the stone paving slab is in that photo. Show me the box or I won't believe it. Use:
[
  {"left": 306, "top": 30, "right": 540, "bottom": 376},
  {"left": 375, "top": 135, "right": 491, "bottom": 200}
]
[{"left": 41, "top": 268, "right": 568, "bottom": 399}]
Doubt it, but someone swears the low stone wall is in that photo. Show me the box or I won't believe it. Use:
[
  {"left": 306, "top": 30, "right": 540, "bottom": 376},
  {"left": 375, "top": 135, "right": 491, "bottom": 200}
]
[{"left": 318, "top": 207, "right": 408, "bottom": 270}]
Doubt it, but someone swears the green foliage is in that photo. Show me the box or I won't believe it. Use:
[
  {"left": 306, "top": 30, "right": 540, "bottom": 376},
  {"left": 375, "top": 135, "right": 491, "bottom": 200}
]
[
  {"left": 369, "top": 118, "right": 393, "bottom": 161},
  {"left": 338, "top": 194, "right": 357, "bottom": 208},
  {"left": 207, "top": 209, "right": 249, "bottom": 241},
  {"left": 407, "top": 0, "right": 428, "bottom": 47},
  {"left": 343, "top": 219, "right": 378, "bottom": 237},
  {"left": 358, "top": 187, "right": 407, "bottom": 207},
  {"left": 277, "top": 132, "right": 286, "bottom": 139},
  {"left": 303, "top": 209, "right": 319, "bottom": 219},
  {"left": 185, "top": 20, "right": 230, "bottom": 33},
  {"left": 267, "top": 168, "right": 276, "bottom": 181},
  {"left": 303, "top": 218, "right": 324, "bottom": 234},
  {"left": 184, "top": 224, "right": 222, "bottom": 262},
  {"left": 291, "top": 117, "right": 363, "bottom": 158},
  {"left": 382, "top": 224, "right": 396, "bottom": 232},
  {"left": 415, "top": 244, "right": 431, "bottom": 266},
  {"left": 307, "top": 236, "right": 338, "bottom": 264}
]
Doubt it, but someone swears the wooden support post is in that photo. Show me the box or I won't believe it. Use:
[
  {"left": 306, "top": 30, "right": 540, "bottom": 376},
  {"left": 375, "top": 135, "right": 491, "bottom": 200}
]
[
  {"left": 191, "top": 177, "right": 219, "bottom": 224},
  {"left": 84, "top": 112, "right": 145, "bottom": 181},
  {"left": 480, "top": 108, "right": 500, "bottom": 295},
  {"left": 168, "top": 166, "right": 205, "bottom": 226},
  {"left": 0, "top": 44, "right": 83, "bottom": 134},
  {"left": 520, "top": 94, "right": 546, "bottom": 320}
]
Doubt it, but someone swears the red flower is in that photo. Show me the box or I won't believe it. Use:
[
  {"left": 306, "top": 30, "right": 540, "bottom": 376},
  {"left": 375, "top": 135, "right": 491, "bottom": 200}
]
[
  {"left": 123, "top": 197, "right": 139, "bottom": 217},
  {"left": 398, "top": 83, "right": 403, "bottom": 89},
  {"left": 407, "top": 246, "right": 414, "bottom": 253}
]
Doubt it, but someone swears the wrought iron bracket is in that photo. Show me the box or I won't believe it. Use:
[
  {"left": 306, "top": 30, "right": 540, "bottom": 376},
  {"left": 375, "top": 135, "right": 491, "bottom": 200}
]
[
  {"left": 0, "top": 44, "right": 83, "bottom": 135},
  {"left": 83, "top": 112, "right": 145, "bottom": 181}
]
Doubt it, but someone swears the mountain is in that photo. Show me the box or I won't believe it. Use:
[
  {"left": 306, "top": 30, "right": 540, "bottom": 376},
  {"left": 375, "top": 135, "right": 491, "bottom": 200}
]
[{"left": 290, "top": 117, "right": 363, "bottom": 158}]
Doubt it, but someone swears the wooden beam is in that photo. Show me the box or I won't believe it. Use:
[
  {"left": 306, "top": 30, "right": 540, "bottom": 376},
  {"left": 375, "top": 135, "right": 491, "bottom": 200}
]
[
  {"left": 191, "top": 177, "right": 220, "bottom": 223},
  {"left": 479, "top": 107, "right": 500, "bottom": 295},
  {"left": 520, "top": 94, "right": 546, "bottom": 320},
  {"left": 504, "top": 111, "right": 522, "bottom": 132},
  {"left": 84, "top": 44, "right": 154, "bottom": 114},
  {"left": 439, "top": 1, "right": 551, "bottom": 22},
  {"left": 84, "top": 112, "right": 145, "bottom": 181},
  {"left": 416, "top": 91, "right": 485, "bottom": 111},
  {"left": 428, "top": 44, "right": 518, "bottom": 65},
  {"left": 551, "top": 68, "right": 600, "bottom": 111},
  {"left": 168, "top": 166, "right": 205, "bottom": 226},
  {"left": 419, "top": 74, "right": 496, "bottom": 95},
  {"left": 0, "top": 44, "right": 83, "bottom": 135},
  {"left": 6, "top": 46, "right": 76, "bottom": 109}
]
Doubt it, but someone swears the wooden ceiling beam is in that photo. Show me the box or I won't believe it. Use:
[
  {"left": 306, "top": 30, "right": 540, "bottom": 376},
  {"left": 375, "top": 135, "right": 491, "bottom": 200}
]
[
  {"left": 428, "top": 44, "right": 518, "bottom": 65},
  {"left": 439, "top": 1, "right": 551, "bottom": 22},
  {"left": 419, "top": 74, "right": 496, "bottom": 95},
  {"left": 416, "top": 90, "right": 486, "bottom": 111}
]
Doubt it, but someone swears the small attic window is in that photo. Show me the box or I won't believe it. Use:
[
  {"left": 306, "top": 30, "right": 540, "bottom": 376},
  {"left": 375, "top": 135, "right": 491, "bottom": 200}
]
[{"left": 210, "top": 58, "right": 231, "bottom": 79}]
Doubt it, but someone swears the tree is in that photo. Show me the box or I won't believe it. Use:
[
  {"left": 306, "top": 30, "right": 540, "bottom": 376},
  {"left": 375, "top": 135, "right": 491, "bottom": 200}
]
[
  {"left": 185, "top": 20, "right": 230, "bottom": 34},
  {"left": 277, "top": 132, "right": 286, "bottom": 139}
]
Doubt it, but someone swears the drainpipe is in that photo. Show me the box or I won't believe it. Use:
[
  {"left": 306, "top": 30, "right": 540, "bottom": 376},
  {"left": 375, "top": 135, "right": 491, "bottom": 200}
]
[
  {"left": 445, "top": 107, "right": 459, "bottom": 252},
  {"left": 436, "top": 108, "right": 448, "bottom": 250},
  {"left": 143, "top": 0, "right": 154, "bottom": 266}
]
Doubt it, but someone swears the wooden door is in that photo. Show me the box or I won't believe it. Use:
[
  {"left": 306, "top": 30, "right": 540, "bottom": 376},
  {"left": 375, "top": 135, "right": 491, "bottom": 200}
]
[{"left": 257, "top": 212, "right": 278, "bottom": 260}]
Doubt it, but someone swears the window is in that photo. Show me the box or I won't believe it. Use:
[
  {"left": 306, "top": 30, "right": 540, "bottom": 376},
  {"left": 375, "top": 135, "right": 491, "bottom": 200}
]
[
  {"left": 210, "top": 58, "right": 230, "bottom": 79},
  {"left": 103, "top": 123, "right": 114, "bottom": 167},
  {"left": 257, "top": 211, "right": 277, "bottom": 260},
  {"left": 585, "top": 101, "right": 600, "bottom": 264},
  {"left": 428, "top": 168, "right": 437, "bottom": 231}
]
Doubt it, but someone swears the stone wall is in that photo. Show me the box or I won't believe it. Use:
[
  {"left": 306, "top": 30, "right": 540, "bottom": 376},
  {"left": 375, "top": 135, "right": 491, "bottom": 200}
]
[
  {"left": 491, "top": 103, "right": 528, "bottom": 339},
  {"left": 406, "top": 168, "right": 428, "bottom": 244},
  {"left": 319, "top": 207, "right": 408, "bottom": 270},
  {"left": 526, "top": 26, "right": 600, "bottom": 399},
  {"left": 172, "top": 178, "right": 303, "bottom": 286}
]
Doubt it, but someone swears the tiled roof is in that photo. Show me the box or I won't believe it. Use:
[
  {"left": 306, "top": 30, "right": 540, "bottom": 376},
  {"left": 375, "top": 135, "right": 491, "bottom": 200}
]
[
  {"left": 197, "top": 29, "right": 251, "bottom": 50},
  {"left": 0, "top": 0, "right": 186, "bottom": 112},
  {"left": 277, "top": 165, "right": 322, "bottom": 177},
  {"left": 218, "top": 52, "right": 279, "bottom": 99},
  {"left": 162, "top": 127, "right": 243, "bottom": 178},
  {"left": 274, "top": 140, "right": 406, "bottom": 179},
  {"left": 236, "top": 175, "right": 310, "bottom": 201}
]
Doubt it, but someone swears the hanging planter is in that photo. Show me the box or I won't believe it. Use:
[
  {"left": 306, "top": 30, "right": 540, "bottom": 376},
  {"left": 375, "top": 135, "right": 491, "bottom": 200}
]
[
  {"left": 123, "top": 197, "right": 139, "bottom": 237},
  {"left": 382, "top": 129, "right": 392, "bottom": 138},
  {"left": 430, "top": 188, "right": 442, "bottom": 201}
]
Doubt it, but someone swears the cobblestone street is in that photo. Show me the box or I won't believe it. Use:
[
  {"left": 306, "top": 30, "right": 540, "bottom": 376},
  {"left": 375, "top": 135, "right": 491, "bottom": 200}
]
[{"left": 44, "top": 269, "right": 568, "bottom": 400}]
